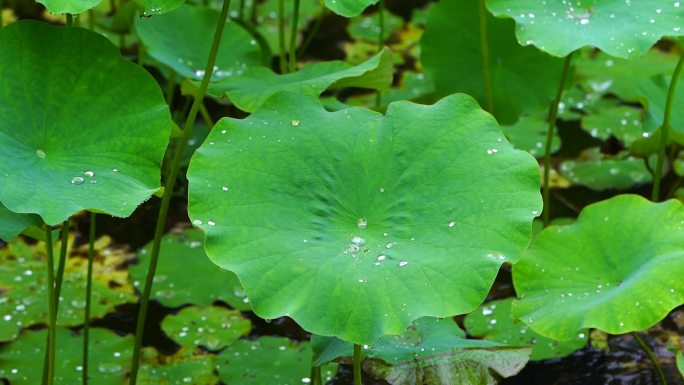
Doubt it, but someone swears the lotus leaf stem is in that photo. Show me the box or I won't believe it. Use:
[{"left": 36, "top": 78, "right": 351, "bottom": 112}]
[
  {"left": 631, "top": 332, "right": 668, "bottom": 385},
  {"left": 54, "top": 220, "right": 68, "bottom": 312},
  {"left": 652, "top": 52, "right": 684, "bottom": 202},
  {"left": 127, "top": 0, "right": 233, "bottom": 384},
  {"left": 298, "top": 8, "right": 326, "bottom": 57},
  {"left": 82, "top": 212, "right": 96, "bottom": 385},
  {"left": 288, "top": 0, "right": 300, "bottom": 72},
  {"left": 375, "top": 0, "right": 385, "bottom": 108},
  {"left": 477, "top": 0, "right": 494, "bottom": 114},
  {"left": 278, "top": 0, "right": 287, "bottom": 73},
  {"left": 41, "top": 224, "right": 56, "bottom": 385},
  {"left": 542, "top": 51, "right": 573, "bottom": 226},
  {"left": 354, "top": 344, "right": 363, "bottom": 385},
  {"left": 311, "top": 365, "right": 322, "bottom": 385}
]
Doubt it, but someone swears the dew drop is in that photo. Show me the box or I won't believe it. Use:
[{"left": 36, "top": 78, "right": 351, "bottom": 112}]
[
  {"left": 486, "top": 148, "right": 498, "bottom": 155},
  {"left": 36, "top": 149, "right": 46, "bottom": 159},
  {"left": 83, "top": 170, "right": 95, "bottom": 177},
  {"left": 377, "top": 254, "right": 386, "bottom": 261},
  {"left": 71, "top": 176, "right": 84, "bottom": 185},
  {"left": 351, "top": 236, "right": 366, "bottom": 246},
  {"left": 357, "top": 218, "right": 368, "bottom": 229},
  {"left": 222, "top": 186, "right": 229, "bottom": 192},
  {"left": 207, "top": 220, "right": 216, "bottom": 226},
  {"left": 398, "top": 261, "right": 408, "bottom": 267},
  {"left": 192, "top": 219, "right": 203, "bottom": 226},
  {"left": 448, "top": 221, "right": 456, "bottom": 228},
  {"left": 291, "top": 119, "right": 300, "bottom": 126}
]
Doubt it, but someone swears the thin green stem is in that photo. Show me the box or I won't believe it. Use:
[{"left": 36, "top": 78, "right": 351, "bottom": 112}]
[
  {"left": 288, "top": 0, "right": 301, "bottom": 72},
  {"left": 477, "top": 0, "right": 494, "bottom": 114},
  {"left": 375, "top": 0, "right": 385, "bottom": 108},
  {"left": 165, "top": 71, "right": 177, "bottom": 107},
  {"left": 66, "top": 13, "right": 73, "bottom": 26},
  {"left": 298, "top": 8, "right": 326, "bottom": 57},
  {"left": 238, "top": 0, "right": 245, "bottom": 20},
  {"left": 542, "top": 52, "right": 573, "bottom": 226},
  {"left": 250, "top": 0, "right": 258, "bottom": 25},
  {"left": 128, "top": 0, "right": 233, "bottom": 384},
  {"left": 312, "top": 366, "right": 322, "bottom": 385},
  {"left": 199, "top": 101, "right": 215, "bottom": 128},
  {"left": 353, "top": 344, "right": 363, "bottom": 385},
  {"left": 42, "top": 225, "right": 56, "bottom": 385},
  {"left": 82, "top": 212, "right": 96, "bottom": 385},
  {"left": 88, "top": 9, "right": 94, "bottom": 30},
  {"left": 138, "top": 42, "right": 146, "bottom": 67},
  {"left": 278, "top": 0, "right": 287, "bottom": 73},
  {"left": 652, "top": 53, "right": 684, "bottom": 202},
  {"left": 54, "top": 220, "right": 69, "bottom": 312},
  {"left": 631, "top": 332, "right": 668, "bottom": 385}
]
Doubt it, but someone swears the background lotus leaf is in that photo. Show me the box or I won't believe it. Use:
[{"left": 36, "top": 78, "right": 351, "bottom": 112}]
[
  {"left": 161, "top": 306, "right": 251, "bottom": 350},
  {"left": 512, "top": 195, "right": 684, "bottom": 340},
  {"left": 36, "top": 0, "right": 102, "bottom": 14},
  {"left": 188, "top": 91, "right": 541, "bottom": 344},
  {"left": 0, "top": 204, "right": 41, "bottom": 242},
  {"left": 0, "top": 21, "right": 171, "bottom": 225},
  {"left": 324, "top": 0, "right": 378, "bottom": 17},
  {"left": 486, "top": 0, "right": 684, "bottom": 58}
]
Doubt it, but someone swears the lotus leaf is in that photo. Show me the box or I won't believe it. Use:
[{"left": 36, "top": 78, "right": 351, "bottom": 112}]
[{"left": 161, "top": 306, "right": 251, "bottom": 350}]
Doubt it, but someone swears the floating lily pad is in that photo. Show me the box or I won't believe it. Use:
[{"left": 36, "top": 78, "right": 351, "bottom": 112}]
[
  {"left": 0, "top": 21, "right": 171, "bottom": 225},
  {"left": 324, "top": 0, "right": 378, "bottom": 17},
  {"left": 130, "top": 229, "right": 250, "bottom": 310},
  {"left": 0, "top": 236, "right": 137, "bottom": 341},
  {"left": 503, "top": 114, "right": 559, "bottom": 158},
  {"left": 581, "top": 105, "right": 645, "bottom": 146},
  {"left": 464, "top": 298, "right": 587, "bottom": 360},
  {"left": 576, "top": 49, "right": 679, "bottom": 101},
  {"left": 0, "top": 328, "right": 132, "bottom": 385},
  {"left": 486, "top": 0, "right": 684, "bottom": 58},
  {"left": 187, "top": 92, "right": 541, "bottom": 343},
  {"left": 135, "top": 3, "right": 263, "bottom": 81},
  {"left": 198, "top": 48, "right": 392, "bottom": 112},
  {"left": 138, "top": 348, "right": 219, "bottom": 385},
  {"left": 161, "top": 306, "right": 251, "bottom": 350},
  {"left": 0, "top": 204, "right": 41, "bottom": 242},
  {"left": 558, "top": 148, "right": 652, "bottom": 191},
  {"left": 217, "top": 336, "right": 333, "bottom": 385},
  {"left": 313, "top": 317, "right": 531, "bottom": 385},
  {"left": 348, "top": 9, "right": 403, "bottom": 42},
  {"left": 512, "top": 194, "right": 684, "bottom": 340},
  {"left": 36, "top": 0, "right": 102, "bottom": 14},
  {"left": 421, "top": 0, "right": 563, "bottom": 124}
]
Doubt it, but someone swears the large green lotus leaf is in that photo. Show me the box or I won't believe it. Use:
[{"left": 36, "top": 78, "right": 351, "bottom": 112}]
[
  {"left": 130, "top": 229, "right": 250, "bottom": 310},
  {"left": 503, "top": 114, "right": 559, "bottom": 158},
  {"left": 139, "top": 0, "right": 186, "bottom": 15},
  {"left": 200, "top": 48, "right": 392, "bottom": 112},
  {"left": 348, "top": 9, "right": 404, "bottom": 42},
  {"left": 0, "top": 328, "right": 132, "bottom": 385},
  {"left": 464, "top": 298, "right": 587, "bottom": 360},
  {"left": 217, "top": 337, "right": 336, "bottom": 385},
  {"left": 575, "top": 49, "right": 679, "bottom": 102},
  {"left": 36, "top": 0, "right": 102, "bottom": 14},
  {"left": 135, "top": 4, "right": 263, "bottom": 81},
  {"left": 558, "top": 148, "right": 652, "bottom": 191},
  {"left": 138, "top": 348, "right": 219, "bottom": 385},
  {"left": 0, "top": 236, "right": 137, "bottom": 341},
  {"left": 0, "top": 21, "right": 171, "bottom": 226},
  {"left": 312, "top": 317, "right": 530, "bottom": 385},
  {"left": 512, "top": 194, "right": 684, "bottom": 341},
  {"left": 421, "top": 0, "right": 563, "bottom": 124},
  {"left": 324, "top": 0, "right": 378, "bottom": 17},
  {"left": 581, "top": 105, "right": 645, "bottom": 146},
  {"left": 161, "top": 306, "right": 251, "bottom": 350},
  {"left": 0, "top": 204, "right": 41, "bottom": 242},
  {"left": 486, "top": 0, "right": 684, "bottom": 58},
  {"left": 187, "top": 92, "right": 541, "bottom": 343}
]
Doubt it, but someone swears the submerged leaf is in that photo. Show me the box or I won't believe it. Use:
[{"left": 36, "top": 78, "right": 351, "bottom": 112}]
[
  {"left": 502, "top": 114, "right": 559, "bottom": 158},
  {"left": 161, "top": 306, "right": 251, "bottom": 350},
  {"left": 513, "top": 195, "right": 684, "bottom": 340},
  {"left": 558, "top": 148, "right": 652, "bottom": 191},
  {"left": 421, "top": 0, "right": 563, "bottom": 124},
  {"left": 0, "top": 21, "right": 171, "bottom": 225},
  {"left": 138, "top": 348, "right": 219, "bottom": 385},
  {"left": 188, "top": 92, "right": 541, "bottom": 343},
  {"left": 486, "top": 0, "right": 684, "bottom": 58},
  {"left": 129, "top": 229, "right": 250, "bottom": 310}
]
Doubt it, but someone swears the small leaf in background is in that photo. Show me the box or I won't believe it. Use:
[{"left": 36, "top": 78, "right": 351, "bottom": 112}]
[
  {"left": 324, "top": 0, "right": 378, "bottom": 17},
  {"left": 130, "top": 229, "right": 250, "bottom": 310},
  {"left": 0, "top": 21, "right": 171, "bottom": 225},
  {"left": 677, "top": 350, "right": 684, "bottom": 379},
  {"left": 0, "top": 204, "right": 42, "bottom": 242},
  {"left": 135, "top": 3, "right": 263, "bottom": 81},
  {"left": 464, "top": 298, "right": 587, "bottom": 361},
  {"left": 345, "top": 71, "right": 436, "bottom": 109},
  {"left": 0, "top": 236, "right": 137, "bottom": 342},
  {"left": 217, "top": 337, "right": 335, "bottom": 385},
  {"left": 0, "top": 328, "right": 132, "bottom": 385},
  {"left": 486, "top": 0, "right": 684, "bottom": 58},
  {"left": 635, "top": 73, "right": 684, "bottom": 145},
  {"left": 188, "top": 92, "right": 541, "bottom": 344},
  {"left": 138, "top": 348, "right": 219, "bottom": 385},
  {"left": 161, "top": 306, "right": 251, "bottom": 350},
  {"left": 348, "top": 9, "right": 403, "bottom": 42},
  {"left": 313, "top": 317, "right": 531, "bottom": 385},
  {"left": 580, "top": 105, "right": 645, "bottom": 146},
  {"left": 575, "top": 49, "right": 679, "bottom": 102},
  {"left": 421, "top": 0, "right": 564, "bottom": 124},
  {"left": 513, "top": 195, "right": 684, "bottom": 341},
  {"left": 36, "top": 0, "right": 102, "bottom": 14},
  {"left": 502, "top": 114, "right": 560, "bottom": 158},
  {"left": 197, "top": 48, "right": 393, "bottom": 112},
  {"left": 558, "top": 148, "right": 652, "bottom": 191}
]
